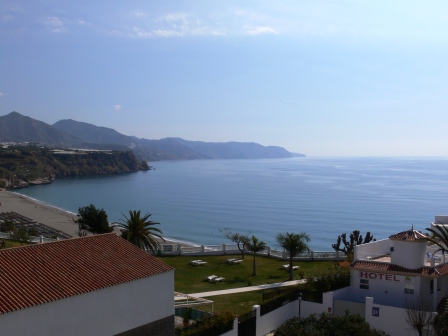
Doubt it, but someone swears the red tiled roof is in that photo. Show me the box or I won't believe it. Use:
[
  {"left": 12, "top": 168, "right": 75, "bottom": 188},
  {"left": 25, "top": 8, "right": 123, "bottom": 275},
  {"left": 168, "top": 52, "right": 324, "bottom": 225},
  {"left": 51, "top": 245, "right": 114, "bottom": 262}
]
[
  {"left": 351, "top": 260, "right": 448, "bottom": 277},
  {"left": 389, "top": 228, "right": 427, "bottom": 241},
  {"left": 0, "top": 233, "right": 173, "bottom": 315}
]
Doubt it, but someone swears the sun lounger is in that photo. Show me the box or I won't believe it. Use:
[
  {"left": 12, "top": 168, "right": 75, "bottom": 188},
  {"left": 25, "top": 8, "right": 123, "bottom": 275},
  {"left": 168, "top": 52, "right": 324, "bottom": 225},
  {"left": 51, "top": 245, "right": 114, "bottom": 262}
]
[
  {"left": 282, "top": 264, "right": 299, "bottom": 270},
  {"left": 191, "top": 260, "right": 208, "bottom": 266},
  {"left": 214, "top": 277, "right": 225, "bottom": 282},
  {"left": 207, "top": 275, "right": 218, "bottom": 282},
  {"left": 227, "top": 258, "right": 243, "bottom": 264}
]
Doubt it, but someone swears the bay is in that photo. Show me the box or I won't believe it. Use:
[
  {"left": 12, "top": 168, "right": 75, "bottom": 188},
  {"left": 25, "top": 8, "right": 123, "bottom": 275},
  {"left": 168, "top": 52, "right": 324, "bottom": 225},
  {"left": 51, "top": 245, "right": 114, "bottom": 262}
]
[{"left": 15, "top": 157, "right": 448, "bottom": 250}]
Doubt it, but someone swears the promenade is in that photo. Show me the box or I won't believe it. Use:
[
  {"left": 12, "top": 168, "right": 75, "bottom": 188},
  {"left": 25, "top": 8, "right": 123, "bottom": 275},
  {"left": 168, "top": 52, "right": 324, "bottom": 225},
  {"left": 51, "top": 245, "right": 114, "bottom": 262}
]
[{"left": 175, "top": 279, "right": 306, "bottom": 300}]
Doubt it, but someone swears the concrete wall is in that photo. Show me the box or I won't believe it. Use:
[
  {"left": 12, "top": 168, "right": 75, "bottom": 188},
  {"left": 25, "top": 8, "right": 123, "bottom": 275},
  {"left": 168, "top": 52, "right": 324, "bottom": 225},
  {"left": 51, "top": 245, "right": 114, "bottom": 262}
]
[
  {"left": 334, "top": 300, "right": 365, "bottom": 317},
  {"left": 0, "top": 271, "right": 174, "bottom": 336},
  {"left": 365, "top": 297, "right": 436, "bottom": 336},
  {"left": 355, "top": 239, "right": 393, "bottom": 260},
  {"left": 254, "top": 301, "right": 298, "bottom": 336}
]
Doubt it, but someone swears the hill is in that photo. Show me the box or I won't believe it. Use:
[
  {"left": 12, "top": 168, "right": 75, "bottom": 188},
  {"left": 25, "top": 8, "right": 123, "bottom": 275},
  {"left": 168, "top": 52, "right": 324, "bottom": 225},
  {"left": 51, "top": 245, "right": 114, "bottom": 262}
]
[
  {"left": 0, "top": 112, "right": 305, "bottom": 161},
  {"left": 0, "top": 145, "right": 149, "bottom": 189},
  {"left": 53, "top": 118, "right": 305, "bottom": 160},
  {"left": 0, "top": 112, "right": 83, "bottom": 147}
]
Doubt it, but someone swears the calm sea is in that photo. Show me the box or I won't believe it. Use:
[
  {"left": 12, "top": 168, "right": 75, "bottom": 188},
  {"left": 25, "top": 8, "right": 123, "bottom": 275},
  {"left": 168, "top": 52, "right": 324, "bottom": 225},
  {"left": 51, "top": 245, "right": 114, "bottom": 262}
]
[{"left": 15, "top": 157, "right": 448, "bottom": 250}]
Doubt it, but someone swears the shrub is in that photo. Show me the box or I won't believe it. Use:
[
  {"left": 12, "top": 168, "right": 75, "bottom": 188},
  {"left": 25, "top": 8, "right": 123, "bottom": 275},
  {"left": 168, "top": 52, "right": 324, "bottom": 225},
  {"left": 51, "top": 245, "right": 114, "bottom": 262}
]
[
  {"left": 175, "top": 311, "right": 235, "bottom": 336},
  {"left": 275, "top": 313, "right": 390, "bottom": 336}
]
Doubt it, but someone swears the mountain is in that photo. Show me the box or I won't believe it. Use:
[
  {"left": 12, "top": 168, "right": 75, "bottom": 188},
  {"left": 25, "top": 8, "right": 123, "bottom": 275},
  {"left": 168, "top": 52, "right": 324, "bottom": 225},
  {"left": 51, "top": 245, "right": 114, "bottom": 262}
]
[
  {"left": 0, "top": 112, "right": 305, "bottom": 161},
  {"left": 53, "top": 119, "right": 305, "bottom": 160},
  {"left": 0, "top": 112, "right": 83, "bottom": 147}
]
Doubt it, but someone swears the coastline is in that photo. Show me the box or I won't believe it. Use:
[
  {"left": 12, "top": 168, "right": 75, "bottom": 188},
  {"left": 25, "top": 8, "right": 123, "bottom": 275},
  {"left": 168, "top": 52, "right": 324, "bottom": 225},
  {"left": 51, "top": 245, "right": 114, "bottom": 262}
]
[{"left": 0, "top": 191, "right": 194, "bottom": 247}]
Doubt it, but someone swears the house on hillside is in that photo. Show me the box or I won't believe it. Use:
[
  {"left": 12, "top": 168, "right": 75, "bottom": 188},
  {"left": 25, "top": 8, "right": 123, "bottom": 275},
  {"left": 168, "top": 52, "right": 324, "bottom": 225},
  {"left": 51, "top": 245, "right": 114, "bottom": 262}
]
[
  {"left": 0, "top": 233, "right": 174, "bottom": 336},
  {"left": 331, "top": 217, "right": 448, "bottom": 335}
]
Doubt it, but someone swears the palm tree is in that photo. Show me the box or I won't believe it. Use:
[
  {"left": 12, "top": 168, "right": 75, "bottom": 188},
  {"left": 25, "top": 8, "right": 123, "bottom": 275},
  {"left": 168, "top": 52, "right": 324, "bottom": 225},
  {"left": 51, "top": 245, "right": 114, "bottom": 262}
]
[
  {"left": 246, "top": 235, "right": 266, "bottom": 276},
  {"left": 115, "top": 210, "right": 164, "bottom": 253},
  {"left": 426, "top": 225, "right": 448, "bottom": 254},
  {"left": 276, "top": 232, "right": 310, "bottom": 280}
]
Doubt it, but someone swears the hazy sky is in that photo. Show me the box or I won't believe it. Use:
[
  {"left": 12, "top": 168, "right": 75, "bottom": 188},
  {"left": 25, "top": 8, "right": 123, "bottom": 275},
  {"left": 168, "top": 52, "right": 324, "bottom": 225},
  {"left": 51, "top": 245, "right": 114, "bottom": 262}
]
[{"left": 1, "top": 1, "right": 447, "bottom": 156}]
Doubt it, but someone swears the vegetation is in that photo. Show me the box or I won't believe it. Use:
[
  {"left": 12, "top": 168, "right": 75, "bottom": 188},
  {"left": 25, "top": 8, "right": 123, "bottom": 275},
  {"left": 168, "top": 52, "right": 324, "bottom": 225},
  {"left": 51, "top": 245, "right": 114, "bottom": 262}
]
[
  {"left": 115, "top": 210, "right": 164, "bottom": 253},
  {"left": 433, "top": 296, "right": 448, "bottom": 336},
  {"left": 332, "top": 230, "right": 375, "bottom": 259},
  {"left": 12, "top": 227, "right": 30, "bottom": 245},
  {"left": 425, "top": 225, "right": 448, "bottom": 254},
  {"left": 175, "top": 311, "right": 234, "bottom": 336},
  {"left": 246, "top": 235, "right": 267, "bottom": 276},
  {"left": 159, "top": 254, "right": 342, "bottom": 315},
  {"left": 75, "top": 204, "right": 113, "bottom": 235},
  {"left": 304, "top": 262, "right": 350, "bottom": 293},
  {"left": 274, "top": 313, "right": 390, "bottom": 336},
  {"left": 0, "top": 145, "right": 149, "bottom": 189},
  {"left": 220, "top": 228, "right": 250, "bottom": 259},
  {"left": 0, "top": 219, "right": 15, "bottom": 233},
  {"left": 276, "top": 232, "right": 310, "bottom": 281},
  {"left": 404, "top": 297, "right": 434, "bottom": 336}
]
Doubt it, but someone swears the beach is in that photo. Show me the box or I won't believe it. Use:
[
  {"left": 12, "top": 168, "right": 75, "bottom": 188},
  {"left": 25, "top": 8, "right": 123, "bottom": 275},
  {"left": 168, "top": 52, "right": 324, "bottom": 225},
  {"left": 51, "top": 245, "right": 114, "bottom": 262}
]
[
  {"left": 0, "top": 190, "right": 79, "bottom": 237},
  {"left": 0, "top": 190, "right": 191, "bottom": 246}
]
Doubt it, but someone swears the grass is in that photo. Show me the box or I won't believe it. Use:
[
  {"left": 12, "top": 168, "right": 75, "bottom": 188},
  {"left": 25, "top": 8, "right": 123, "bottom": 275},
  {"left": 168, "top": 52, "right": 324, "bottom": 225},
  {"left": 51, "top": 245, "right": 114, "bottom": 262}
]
[
  {"left": 1, "top": 239, "right": 31, "bottom": 248},
  {"left": 158, "top": 254, "right": 339, "bottom": 316}
]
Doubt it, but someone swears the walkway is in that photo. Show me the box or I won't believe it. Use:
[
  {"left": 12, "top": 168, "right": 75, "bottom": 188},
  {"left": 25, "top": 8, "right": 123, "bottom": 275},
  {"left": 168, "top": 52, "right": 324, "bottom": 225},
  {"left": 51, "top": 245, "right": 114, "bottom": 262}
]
[{"left": 175, "top": 279, "right": 306, "bottom": 300}]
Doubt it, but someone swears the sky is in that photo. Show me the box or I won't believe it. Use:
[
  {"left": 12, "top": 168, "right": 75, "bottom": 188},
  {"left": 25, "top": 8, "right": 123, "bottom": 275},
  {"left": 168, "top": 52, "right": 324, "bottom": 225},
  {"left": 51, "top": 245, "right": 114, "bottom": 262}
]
[{"left": 1, "top": 1, "right": 448, "bottom": 156}]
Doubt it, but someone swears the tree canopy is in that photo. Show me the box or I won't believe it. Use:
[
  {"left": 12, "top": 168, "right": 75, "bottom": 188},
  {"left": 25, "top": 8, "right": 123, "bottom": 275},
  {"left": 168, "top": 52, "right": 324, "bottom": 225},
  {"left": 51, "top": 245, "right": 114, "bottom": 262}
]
[
  {"left": 115, "top": 210, "right": 164, "bottom": 253},
  {"left": 221, "top": 228, "right": 250, "bottom": 259},
  {"left": 425, "top": 225, "right": 448, "bottom": 254},
  {"left": 332, "top": 230, "right": 375, "bottom": 258},
  {"left": 246, "top": 235, "right": 266, "bottom": 276},
  {"left": 276, "top": 231, "right": 310, "bottom": 280},
  {"left": 75, "top": 204, "right": 113, "bottom": 235}
]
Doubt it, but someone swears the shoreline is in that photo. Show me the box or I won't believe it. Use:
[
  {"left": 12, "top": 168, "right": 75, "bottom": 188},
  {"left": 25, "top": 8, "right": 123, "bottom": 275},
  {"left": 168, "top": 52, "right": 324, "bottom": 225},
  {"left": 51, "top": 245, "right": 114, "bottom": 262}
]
[{"left": 0, "top": 191, "right": 195, "bottom": 247}]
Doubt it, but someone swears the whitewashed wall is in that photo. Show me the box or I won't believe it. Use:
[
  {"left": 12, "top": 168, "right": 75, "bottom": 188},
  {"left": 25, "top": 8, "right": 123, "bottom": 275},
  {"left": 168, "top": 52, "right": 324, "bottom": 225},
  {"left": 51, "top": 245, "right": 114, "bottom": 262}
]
[
  {"left": 364, "top": 297, "right": 436, "bottom": 336},
  {"left": 254, "top": 301, "right": 298, "bottom": 336},
  {"left": 0, "top": 271, "right": 174, "bottom": 336}
]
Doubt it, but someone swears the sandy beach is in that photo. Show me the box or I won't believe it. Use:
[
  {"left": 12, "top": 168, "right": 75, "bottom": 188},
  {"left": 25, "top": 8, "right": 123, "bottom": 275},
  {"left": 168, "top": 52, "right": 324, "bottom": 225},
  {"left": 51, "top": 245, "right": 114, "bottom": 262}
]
[
  {"left": 0, "top": 190, "right": 191, "bottom": 246},
  {"left": 0, "top": 191, "right": 79, "bottom": 237}
]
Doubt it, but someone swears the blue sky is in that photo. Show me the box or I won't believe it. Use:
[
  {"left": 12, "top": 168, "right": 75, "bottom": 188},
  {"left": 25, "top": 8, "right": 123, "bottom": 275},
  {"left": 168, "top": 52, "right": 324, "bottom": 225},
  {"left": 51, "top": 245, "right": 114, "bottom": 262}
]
[{"left": 1, "top": 1, "right": 447, "bottom": 156}]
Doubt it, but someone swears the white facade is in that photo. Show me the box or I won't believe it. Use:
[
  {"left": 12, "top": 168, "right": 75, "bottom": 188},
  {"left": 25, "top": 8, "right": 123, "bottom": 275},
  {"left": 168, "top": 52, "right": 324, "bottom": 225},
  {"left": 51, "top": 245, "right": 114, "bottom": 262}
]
[
  {"left": 0, "top": 270, "right": 174, "bottom": 336},
  {"left": 331, "top": 222, "right": 448, "bottom": 335}
]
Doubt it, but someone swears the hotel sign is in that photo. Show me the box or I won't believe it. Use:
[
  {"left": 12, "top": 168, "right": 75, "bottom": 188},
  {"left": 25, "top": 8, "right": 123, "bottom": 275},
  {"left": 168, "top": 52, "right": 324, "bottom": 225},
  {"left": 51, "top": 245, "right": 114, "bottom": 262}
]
[{"left": 360, "top": 272, "right": 414, "bottom": 283}]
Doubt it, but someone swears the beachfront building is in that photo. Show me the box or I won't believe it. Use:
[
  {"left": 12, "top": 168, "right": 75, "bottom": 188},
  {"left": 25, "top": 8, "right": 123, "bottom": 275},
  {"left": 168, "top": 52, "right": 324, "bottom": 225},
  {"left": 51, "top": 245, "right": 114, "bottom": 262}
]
[
  {"left": 331, "top": 217, "right": 448, "bottom": 335},
  {"left": 0, "top": 233, "right": 174, "bottom": 336}
]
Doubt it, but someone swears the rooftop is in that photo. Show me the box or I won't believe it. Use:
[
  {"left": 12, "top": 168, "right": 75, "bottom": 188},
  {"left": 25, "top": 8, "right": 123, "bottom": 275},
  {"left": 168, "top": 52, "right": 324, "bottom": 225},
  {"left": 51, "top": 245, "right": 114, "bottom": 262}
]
[
  {"left": 0, "top": 233, "right": 173, "bottom": 315},
  {"left": 351, "top": 259, "right": 448, "bottom": 277}
]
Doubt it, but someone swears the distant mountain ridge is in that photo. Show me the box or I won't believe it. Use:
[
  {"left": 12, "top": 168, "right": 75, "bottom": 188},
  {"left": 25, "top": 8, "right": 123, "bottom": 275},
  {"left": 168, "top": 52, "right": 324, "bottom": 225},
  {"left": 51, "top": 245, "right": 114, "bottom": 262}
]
[{"left": 0, "top": 112, "right": 305, "bottom": 161}]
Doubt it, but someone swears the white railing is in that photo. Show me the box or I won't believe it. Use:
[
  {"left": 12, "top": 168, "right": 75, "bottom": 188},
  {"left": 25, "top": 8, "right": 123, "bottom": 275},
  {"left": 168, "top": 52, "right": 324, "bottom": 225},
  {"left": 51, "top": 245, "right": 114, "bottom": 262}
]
[
  {"left": 0, "top": 232, "right": 58, "bottom": 244},
  {"left": 157, "top": 243, "right": 347, "bottom": 261}
]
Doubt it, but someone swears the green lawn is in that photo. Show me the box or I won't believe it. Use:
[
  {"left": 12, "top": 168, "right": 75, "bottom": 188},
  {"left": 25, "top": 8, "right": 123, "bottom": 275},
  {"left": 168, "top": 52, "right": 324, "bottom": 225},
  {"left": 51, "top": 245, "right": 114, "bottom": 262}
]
[
  {"left": 1, "top": 239, "right": 31, "bottom": 249},
  {"left": 158, "top": 254, "right": 338, "bottom": 315}
]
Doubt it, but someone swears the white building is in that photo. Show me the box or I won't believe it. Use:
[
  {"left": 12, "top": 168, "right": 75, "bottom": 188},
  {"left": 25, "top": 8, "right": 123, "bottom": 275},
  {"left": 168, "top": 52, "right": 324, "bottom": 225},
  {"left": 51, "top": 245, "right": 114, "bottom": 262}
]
[
  {"left": 330, "top": 218, "right": 448, "bottom": 335},
  {"left": 0, "top": 233, "right": 175, "bottom": 335}
]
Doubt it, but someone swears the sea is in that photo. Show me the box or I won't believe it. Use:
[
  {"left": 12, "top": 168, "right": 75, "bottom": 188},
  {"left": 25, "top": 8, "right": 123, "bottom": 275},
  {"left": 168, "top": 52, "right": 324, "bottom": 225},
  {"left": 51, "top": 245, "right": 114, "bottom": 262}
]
[{"left": 14, "top": 157, "right": 448, "bottom": 251}]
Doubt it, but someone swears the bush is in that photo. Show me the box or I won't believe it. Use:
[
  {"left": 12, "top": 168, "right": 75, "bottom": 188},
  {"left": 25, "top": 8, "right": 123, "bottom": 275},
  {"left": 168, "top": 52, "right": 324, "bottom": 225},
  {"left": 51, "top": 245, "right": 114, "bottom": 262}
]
[
  {"left": 275, "top": 313, "right": 390, "bottom": 336},
  {"left": 175, "top": 311, "right": 235, "bottom": 336},
  {"left": 304, "top": 265, "right": 350, "bottom": 293}
]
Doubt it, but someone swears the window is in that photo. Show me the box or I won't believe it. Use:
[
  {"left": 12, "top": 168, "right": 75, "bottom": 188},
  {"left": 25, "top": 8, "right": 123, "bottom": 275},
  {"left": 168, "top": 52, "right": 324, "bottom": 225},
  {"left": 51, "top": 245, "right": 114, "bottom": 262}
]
[
  {"left": 360, "top": 279, "right": 369, "bottom": 289},
  {"left": 430, "top": 280, "right": 434, "bottom": 294},
  {"left": 405, "top": 283, "right": 414, "bottom": 294}
]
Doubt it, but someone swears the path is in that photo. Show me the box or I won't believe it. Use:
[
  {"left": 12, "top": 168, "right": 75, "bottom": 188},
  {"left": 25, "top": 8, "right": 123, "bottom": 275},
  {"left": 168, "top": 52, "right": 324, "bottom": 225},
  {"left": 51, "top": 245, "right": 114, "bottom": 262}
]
[{"left": 175, "top": 279, "right": 306, "bottom": 300}]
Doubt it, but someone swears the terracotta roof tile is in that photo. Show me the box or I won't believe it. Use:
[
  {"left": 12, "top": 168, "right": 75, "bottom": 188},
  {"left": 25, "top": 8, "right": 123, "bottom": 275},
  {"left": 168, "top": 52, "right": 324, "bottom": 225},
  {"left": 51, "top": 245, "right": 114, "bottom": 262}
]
[
  {"left": 389, "top": 228, "right": 427, "bottom": 241},
  {"left": 351, "top": 260, "right": 448, "bottom": 277},
  {"left": 0, "top": 234, "right": 173, "bottom": 315}
]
